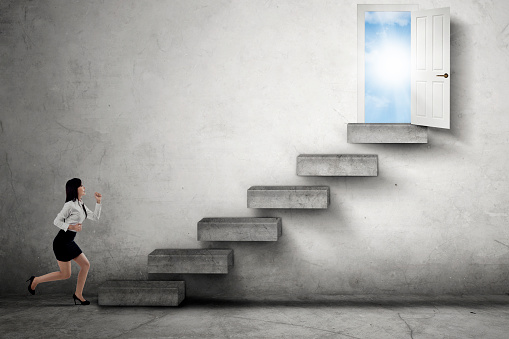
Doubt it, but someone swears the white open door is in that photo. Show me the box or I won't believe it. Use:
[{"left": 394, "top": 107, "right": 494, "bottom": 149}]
[{"left": 411, "top": 7, "right": 450, "bottom": 129}]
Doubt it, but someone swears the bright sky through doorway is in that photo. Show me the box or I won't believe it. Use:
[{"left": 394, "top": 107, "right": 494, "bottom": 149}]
[{"left": 365, "top": 11, "right": 411, "bottom": 123}]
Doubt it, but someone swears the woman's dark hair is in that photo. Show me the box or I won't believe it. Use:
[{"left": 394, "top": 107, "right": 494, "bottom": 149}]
[
  {"left": 65, "top": 178, "right": 81, "bottom": 202},
  {"left": 65, "top": 178, "right": 87, "bottom": 218}
]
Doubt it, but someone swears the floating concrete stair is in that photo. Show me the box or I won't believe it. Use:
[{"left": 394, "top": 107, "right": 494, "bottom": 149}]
[
  {"left": 247, "top": 186, "right": 330, "bottom": 209},
  {"left": 98, "top": 281, "right": 185, "bottom": 306},
  {"left": 148, "top": 249, "right": 233, "bottom": 274},
  {"left": 198, "top": 217, "right": 282, "bottom": 242},
  {"left": 297, "top": 154, "right": 378, "bottom": 176},
  {"left": 347, "top": 123, "right": 428, "bottom": 143}
]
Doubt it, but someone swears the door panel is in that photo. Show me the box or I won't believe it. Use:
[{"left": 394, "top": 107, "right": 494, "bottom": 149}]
[
  {"left": 432, "top": 82, "right": 444, "bottom": 118},
  {"left": 433, "top": 15, "right": 444, "bottom": 70},
  {"left": 416, "top": 82, "right": 427, "bottom": 117},
  {"left": 416, "top": 17, "right": 427, "bottom": 70}
]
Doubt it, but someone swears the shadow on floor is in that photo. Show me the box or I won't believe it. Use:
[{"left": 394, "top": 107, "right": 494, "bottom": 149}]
[{"left": 182, "top": 294, "right": 509, "bottom": 308}]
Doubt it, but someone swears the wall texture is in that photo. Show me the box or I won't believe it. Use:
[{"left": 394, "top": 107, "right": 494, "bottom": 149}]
[{"left": 1, "top": 0, "right": 509, "bottom": 299}]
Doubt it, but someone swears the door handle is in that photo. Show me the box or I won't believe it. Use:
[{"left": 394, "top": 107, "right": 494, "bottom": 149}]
[{"left": 436, "top": 73, "right": 448, "bottom": 78}]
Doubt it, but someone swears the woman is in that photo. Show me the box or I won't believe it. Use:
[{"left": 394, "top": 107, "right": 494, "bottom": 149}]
[{"left": 27, "top": 178, "right": 102, "bottom": 305}]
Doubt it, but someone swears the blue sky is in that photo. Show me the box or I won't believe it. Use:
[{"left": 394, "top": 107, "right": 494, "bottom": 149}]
[{"left": 365, "top": 11, "right": 411, "bottom": 123}]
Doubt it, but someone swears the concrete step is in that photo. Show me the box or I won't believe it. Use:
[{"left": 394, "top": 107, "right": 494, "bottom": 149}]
[
  {"left": 297, "top": 154, "right": 378, "bottom": 176},
  {"left": 98, "top": 280, "right": 185, "bottom": 306},
  {"left": 148, "top": 249, "right": 233, "bottom": 274},
  {"left": 198, "top": 217, "right": 282, "bottom": 242},
  {"left": 347, "top": 123, "right": 428, "bottom": 143},
  {"left": 247, "top": 186, "right": 330, "bottom": 209}
]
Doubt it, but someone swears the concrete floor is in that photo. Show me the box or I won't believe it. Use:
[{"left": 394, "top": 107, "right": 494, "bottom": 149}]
[{"left": 2, "top": 294, "right": 509, "bottom": 338}]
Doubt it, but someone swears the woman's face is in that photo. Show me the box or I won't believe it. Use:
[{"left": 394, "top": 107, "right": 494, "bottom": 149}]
[{"left": 78, "top": 184, "right": 86, "bottom": 199}]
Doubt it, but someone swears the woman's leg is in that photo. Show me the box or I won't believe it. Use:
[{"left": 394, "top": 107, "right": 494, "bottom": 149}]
[
  {"left": 32, "top": 260, "right": 72, "bottom": 289},
  {"left": 73, "top": 253, "right": 90, "bottom": 301}
]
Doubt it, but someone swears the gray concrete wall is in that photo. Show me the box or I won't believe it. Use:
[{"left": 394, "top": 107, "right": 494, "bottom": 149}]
[{"left": 1, "top": 0, "right": 509, "bottom": 298}]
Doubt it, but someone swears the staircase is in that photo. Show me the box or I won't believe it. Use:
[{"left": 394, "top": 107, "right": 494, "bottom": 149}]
[
  {"left": 98, "top": 281, "right": 184, "bottom": 306},
  {"left": 198, "top": 217, "right": 282, "bottom": 242},
  {"left": 98, "top": 124, "right": 426, "bottom": 306},
  {"left": 297, "top": 154, "right": 378, "bottom": 176},
  {"left": 148, "top": 249, "right": 234, "bottom": 274},
  {"left": 247, "top": 186, "right": 330, "bottom": 209}
]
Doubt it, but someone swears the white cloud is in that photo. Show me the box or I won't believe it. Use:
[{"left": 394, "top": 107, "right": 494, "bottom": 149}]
[
  {"left": 365, "top": 12, "right": 410, "bottom": 27},
  {"left": 365, "top": 94, "right": 390, "bottom": 109}
]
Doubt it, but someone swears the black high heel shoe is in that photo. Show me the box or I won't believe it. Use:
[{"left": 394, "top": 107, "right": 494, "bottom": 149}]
[
  {"left": 73, "top": 293, "right": 90, "bottom": 305},
  {"left": 26, "top": 276, "right": 35, "bottom": 295}
]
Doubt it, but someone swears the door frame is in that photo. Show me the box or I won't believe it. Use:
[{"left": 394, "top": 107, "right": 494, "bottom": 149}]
[{"left": 357, "top": 4, "right": 419, "bottom": 123}]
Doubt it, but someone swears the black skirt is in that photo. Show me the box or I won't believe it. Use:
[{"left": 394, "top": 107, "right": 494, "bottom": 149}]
[{"left": 53, "top": 229, "right": 82, "bottom": 262}]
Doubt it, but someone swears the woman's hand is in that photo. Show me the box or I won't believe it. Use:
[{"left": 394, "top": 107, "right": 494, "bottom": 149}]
[
  {"left": 69, "top": 223, "right": 82, "bottom": 232},
  {"left": 94, "top": 192, "right": 102, "bottom": 204}
]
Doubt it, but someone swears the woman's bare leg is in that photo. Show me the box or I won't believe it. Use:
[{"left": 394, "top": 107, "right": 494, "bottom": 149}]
[
  {"left": 73, "top": 253, "right": 90, "bottom": 301},
  {"left": 31, "top": 261, "right": 72, "bottom": 290}
]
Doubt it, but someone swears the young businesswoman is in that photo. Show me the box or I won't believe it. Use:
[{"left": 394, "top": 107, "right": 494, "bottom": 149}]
[{"left": 27, "top": 178, "right": 102, "bottom": 305}]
